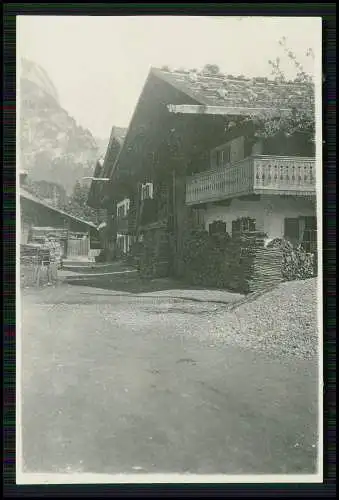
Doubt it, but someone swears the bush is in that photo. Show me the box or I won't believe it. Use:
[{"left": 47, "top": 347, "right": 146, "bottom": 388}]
[
  {"left": 266, "top": 238, "right": 316, "bottom": 280},
  {"left": 281, "top": 241, "right": 316, "bottom": 281}
]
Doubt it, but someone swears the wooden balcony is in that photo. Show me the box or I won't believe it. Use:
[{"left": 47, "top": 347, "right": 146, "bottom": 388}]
[{"left": 185, "top": 155, "right": 316, "bottom": 206}]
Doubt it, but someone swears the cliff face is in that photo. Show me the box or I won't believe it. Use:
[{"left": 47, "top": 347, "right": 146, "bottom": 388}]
[{"left": 19, "top": 58, "right": 100, "bottom": 193}]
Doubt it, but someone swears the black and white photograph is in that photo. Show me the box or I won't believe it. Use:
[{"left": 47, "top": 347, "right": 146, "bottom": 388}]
[{"left": 17, "top": 15, "right": 322, "bottom": 484}]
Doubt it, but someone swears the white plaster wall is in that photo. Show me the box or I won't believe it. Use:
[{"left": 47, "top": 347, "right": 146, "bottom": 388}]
[{"left": 203, "top": 195, "right": 316, "bottom": 238}]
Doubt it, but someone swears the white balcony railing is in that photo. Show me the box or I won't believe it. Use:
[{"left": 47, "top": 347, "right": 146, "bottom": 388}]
[{"left": 185, "top": 155, "right": 316, "bottom": 205}]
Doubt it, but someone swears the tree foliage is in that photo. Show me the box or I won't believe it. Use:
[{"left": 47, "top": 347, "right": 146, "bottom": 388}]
[
  {"left": 24, "top": 177, "right": 100, "bottom": 225},
  {"left": 72, "top": 181, "right": 88, "bottom": 206},
  {"left": 202, "top": 64, "right": 221, "bottom": 76},
  {"left": 24, "top": 179, "right": 66, "bottom": 205},
  {"left": 200, "top": 39, "right": 315, "bottom": 141},
  {"left": 250, "top": 37, "right": 315, "bottom": 141},
  {"left": 62, "top": 181, "right": 99, "bottom": 224}
]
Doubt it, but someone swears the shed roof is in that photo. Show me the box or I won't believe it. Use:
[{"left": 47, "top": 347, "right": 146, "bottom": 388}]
[{"left": 20, "top": 188, "right": 97, "bottom": 229}]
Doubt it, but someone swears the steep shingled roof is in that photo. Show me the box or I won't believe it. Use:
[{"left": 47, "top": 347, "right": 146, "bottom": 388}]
[
  {"left": 91, "top": 128, "right": 127, "bottom": 181},
  {"left": 109, "top": 126, "right": 127, "bottom": 145},
  {"left": 102, "top": 126, "right": 127, "bottom": 176},
  {"left": 152, "top": 67, "right": 314, "bottom": 112},
  {"left": 106, "top": 67, "right": 314, "bottom": 187}
]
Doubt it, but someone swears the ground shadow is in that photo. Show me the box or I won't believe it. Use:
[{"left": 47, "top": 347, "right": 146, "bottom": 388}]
[
  {"left": 61, "top": 261, "right": 131, "bottom": 275},
  {"left": 65, "top": 274, "right": 220, "bottom": 295}
]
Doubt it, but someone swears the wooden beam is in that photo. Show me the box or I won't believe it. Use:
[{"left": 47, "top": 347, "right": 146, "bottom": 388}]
[{"left": 166, "top": 104, "right": 291, "bottom": 117}]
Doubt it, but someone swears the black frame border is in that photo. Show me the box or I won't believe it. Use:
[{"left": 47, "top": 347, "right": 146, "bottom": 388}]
[{"left": 3, "top": 3, "right": 336, "bottom": 497}]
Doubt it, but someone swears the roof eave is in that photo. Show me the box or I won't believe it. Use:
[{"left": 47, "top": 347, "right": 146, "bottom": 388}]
[
  {"left": 20, "top": 190, "right": 97, "bottom": 229},
  {"left": 108, "top": 69, "right": 157, "bottom": 182},
  {"left": 166, "top": 103, "right": 292, "bottom": 118}
]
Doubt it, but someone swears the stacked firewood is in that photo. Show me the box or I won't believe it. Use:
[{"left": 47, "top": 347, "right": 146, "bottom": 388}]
[
  {"left": 182, "top": 230, "right": 284, "bottom": 294},
  {"left": 242, "top": 247, "right": 284, "bottom": 293},
  {"left": 238, "top": 232, "right": 284, "bottom": 293}
]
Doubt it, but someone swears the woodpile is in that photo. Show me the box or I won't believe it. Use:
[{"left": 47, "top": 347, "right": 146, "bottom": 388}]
[
  {"left": 237, "top": 233, "right": 283, "bottom": 293},
  {"left": 137, "top": 226, "right": 285, "bottom": 293},
  {"left": 20, "top": 243, "right": 39, "bottom": 260},
  {"left": 182, "top": 229, "right": 284, "bottom": 294},
  {"left": 20, "top": 243, "right": 59, "bottom": 287},
  {"left": 243, "top": 247, "right": 283, "bottom": 293}
]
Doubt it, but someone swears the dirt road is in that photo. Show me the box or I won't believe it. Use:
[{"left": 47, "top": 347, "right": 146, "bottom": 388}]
[{"left": 20, "top": 284, "right": 318, "bottom": 475}]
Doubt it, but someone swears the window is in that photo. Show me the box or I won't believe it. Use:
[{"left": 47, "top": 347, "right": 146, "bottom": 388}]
[
  {"left": 302, "top": 216, "right": 317, "bottom": 254},
  {"left": 215, "top": 146, "right": 231, "bottom": 168},
  {"left": 117, "top": 205, "right": 125, "bottom": 218},
  {"left": 284, "top": 218, "right": 300, "bottom": 244},
  {"left": 117, "top": 237, "right": 124, "bottom": 251},
  {"left": 191, "top": 208, "right": 205, "bottom": 228},
  {"left": 251, "top": 140, "right": 263, "bottom": 155},
  {"left": 144, "top": 185, "right": 150, "bottom": 199},
  {"left": 209, "top": 220, "right": 226, "bottom": 236},
  {"left": 141, "top": 182, "right": 153, "bottom": 201},
  {"left": 284, "top": 216, "right": 317, "bottom": 253},
  {"left": 232, "top": 217, "right": 256, "bottom": 236},
  {"left": 117, "top": 198, "right": 130, "bottom": 217}
]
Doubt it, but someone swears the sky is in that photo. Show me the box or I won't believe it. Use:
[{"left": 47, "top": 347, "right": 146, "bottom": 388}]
[{"left": 17, "top": 16, "right": 321, "bottom": 140}]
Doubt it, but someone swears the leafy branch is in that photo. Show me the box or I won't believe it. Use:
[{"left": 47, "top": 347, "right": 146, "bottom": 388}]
[{"left": 250, "top": 37, "right": 315, "bottom": 140}]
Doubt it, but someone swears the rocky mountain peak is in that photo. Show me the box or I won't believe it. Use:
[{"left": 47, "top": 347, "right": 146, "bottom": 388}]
[
  {"left": 21, "top": 58, "right": 60, "bottom": 105},
  {"left": 19, "top": 59, "right": 101, "bottom": 194}
]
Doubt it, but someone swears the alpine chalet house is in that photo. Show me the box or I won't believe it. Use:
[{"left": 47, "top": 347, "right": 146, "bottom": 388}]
[
  {"left": 87, "top": 126, "right": 127, "bottom": 259},
  {"left": 98, "top": 67, "right": 316, "bottom": 286}
]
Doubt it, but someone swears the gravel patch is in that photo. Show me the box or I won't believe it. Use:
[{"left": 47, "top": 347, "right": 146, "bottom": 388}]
[
  {"left": 143, "top": 279, "right": 318, "bottom": 362},
  {"left": 22, "top": 278, "right": 319, "bottom": 361},
  {"left": 138, "top": 289, "right": 243, "bottom": 304},
  {"left": 203, "top": 278, "right": 319, "bottom": 360}
]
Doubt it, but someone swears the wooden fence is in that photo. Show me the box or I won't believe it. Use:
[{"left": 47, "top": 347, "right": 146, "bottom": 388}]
[{"left": 66, "top": 237, "right": 90, "bottom": 259}]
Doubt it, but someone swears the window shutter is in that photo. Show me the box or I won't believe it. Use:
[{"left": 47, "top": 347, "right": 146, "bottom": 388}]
[
  {"left": 284, "top": 218, "right": 300, "bottom": 241},
  {"left": 232, "top": 219, "right": 241, "bottom": 236}
]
